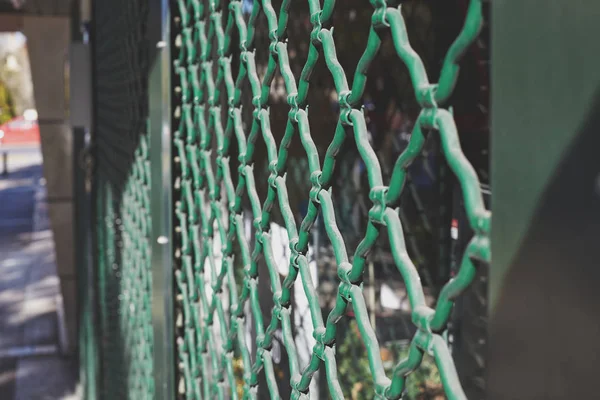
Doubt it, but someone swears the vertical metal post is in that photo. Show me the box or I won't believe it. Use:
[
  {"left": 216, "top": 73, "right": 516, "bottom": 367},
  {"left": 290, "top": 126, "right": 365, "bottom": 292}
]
[
  {"left": 74, "top": 126, "right": 97, "bottom": 399},
  {"left": 72, "top": 1, "right": 97, "bottom": 396},
  {"left": 148, "top": 0, "right": 174, "bottom": 398},
  {"left": 489, "top": 2, "right": 600, "bottom": 398}
]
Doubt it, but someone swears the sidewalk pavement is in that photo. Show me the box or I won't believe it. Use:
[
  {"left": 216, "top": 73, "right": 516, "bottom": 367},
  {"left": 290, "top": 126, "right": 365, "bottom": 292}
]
[{"left": 0, "top": 150, "right": 79, "bottom": 400}]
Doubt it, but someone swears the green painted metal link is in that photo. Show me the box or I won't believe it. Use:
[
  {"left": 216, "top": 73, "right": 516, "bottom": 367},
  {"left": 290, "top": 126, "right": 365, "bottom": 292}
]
[
  {"left": 172, "top": 0, "right": 490, "bottom": 399},
  {"left": 120, "top": 136, "right": 155, "bottom": 398}
]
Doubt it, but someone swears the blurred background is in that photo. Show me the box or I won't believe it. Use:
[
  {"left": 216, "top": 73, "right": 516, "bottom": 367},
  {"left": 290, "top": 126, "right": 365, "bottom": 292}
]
[{"left": 0, "top": 2, "right": 78, "bottom": 399}]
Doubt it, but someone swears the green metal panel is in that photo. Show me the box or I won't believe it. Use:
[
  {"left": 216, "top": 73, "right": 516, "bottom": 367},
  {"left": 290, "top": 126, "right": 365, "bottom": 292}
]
[
  {"left": 170, "top": 0, "right": 489, "bottom": 399},
  {"left": 490, "top": 1, "right": 600, "bottom": 398}
]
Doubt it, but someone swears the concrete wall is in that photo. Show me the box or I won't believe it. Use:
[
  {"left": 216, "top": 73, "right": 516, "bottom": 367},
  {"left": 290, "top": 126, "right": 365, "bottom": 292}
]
[
  {"left": 16, "top": 15, "right": 76, "bottom": 353},
  {"left": 27, "top": 16, "right": 75, "bottom": 353}
]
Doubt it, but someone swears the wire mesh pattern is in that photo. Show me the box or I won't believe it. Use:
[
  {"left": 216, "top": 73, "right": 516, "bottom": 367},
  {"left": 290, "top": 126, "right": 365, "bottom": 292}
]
[
  {"left": 96, "top": 138, "right": 154, "bottom": 399},
  {"left": 96, "top": 143, "right": 155, "bottom": 400},
  {"left": 171, "top": 0, "right": 490, "bottom": 399},
  {"left": 93, "top": 0, "right": 154, "bottom": 398}
]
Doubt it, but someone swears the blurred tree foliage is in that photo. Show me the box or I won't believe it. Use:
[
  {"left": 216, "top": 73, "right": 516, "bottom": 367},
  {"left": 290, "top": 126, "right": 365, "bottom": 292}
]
[
  {"left": 0, "top": 35, "right": 35, "bottom": 116},
  {"left": 337, "top": 320, "right": 443, "bottom": 400},
  {"left": 0, "top": 80, "right": 15, "bottom": 125}
]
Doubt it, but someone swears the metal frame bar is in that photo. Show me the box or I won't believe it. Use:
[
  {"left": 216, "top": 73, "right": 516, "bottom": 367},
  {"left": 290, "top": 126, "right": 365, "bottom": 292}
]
[
  {"left": 88, "top": 0, "right": 102, "bottom": 396},
  {"left": 148, "top": 0, "right": 174, "bottom": 398}
]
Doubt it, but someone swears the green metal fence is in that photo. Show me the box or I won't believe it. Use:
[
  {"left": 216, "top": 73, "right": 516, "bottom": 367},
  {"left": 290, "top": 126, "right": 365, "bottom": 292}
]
[
  {"left": 92, "top": 0, "right": 155, "bottom": 398},
  {"left": 91, "top": 0, "right": 490, "bottom": 399},
  {"left": 170, "top": 0, "right": 489, "bottom": 399}
]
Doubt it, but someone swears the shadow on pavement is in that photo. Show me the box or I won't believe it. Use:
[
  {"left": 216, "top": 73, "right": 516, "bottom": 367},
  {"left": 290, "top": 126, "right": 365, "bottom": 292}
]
[{"left": 0, "top": 161, "right": 77, "bottom": 400}]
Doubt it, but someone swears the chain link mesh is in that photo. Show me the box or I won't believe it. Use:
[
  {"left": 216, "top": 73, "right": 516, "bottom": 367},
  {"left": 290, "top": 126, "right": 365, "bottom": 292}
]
[
  {"left": 171, "top": 0, "right": 490, "bottom": 399},
  {"left": 93, "top": 0, "right": 154, "bottom": 398}
]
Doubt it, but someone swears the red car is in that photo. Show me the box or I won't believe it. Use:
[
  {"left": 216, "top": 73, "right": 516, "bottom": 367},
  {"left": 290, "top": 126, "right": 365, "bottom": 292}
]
[{"left": 0, "top": 115, "right": 40, "bottom": 147}]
